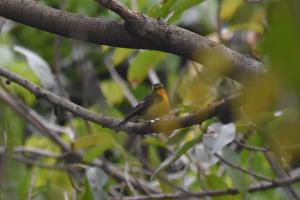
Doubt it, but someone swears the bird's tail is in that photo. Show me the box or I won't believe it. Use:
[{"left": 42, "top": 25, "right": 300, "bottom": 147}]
[{"left": 117, "top": 114, "right": 134, "bottom": 128}]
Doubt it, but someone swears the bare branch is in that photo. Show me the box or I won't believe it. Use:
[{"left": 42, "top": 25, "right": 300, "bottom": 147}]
[
  {"left": 7, "top": 154, "right": 65, "bottom": 170},
  {"left": 104, "top": 55, "right": 138, "bottom": 106},
  {"left": 215, "top": 153, "right": 273, "bottom": 182},
  {"left": 264, "top": 151, "right": 300, "bottom": 199},
  {"left": 234, "top": 139, "right": 268, "bottom": 152},
  {"left": 89, "top": 159, "right": 160, "bottom": 194},
  {"left": 14, "top": 146, "right": 61, "bottom": 159}
]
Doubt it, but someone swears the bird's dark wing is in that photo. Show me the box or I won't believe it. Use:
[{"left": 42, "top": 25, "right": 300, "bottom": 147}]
[{"left": 118, "top": 92, "right": 159, "bottom": 127}]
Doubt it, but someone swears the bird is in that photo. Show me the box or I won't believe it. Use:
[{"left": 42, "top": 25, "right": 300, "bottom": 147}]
[{"left": 118, "top": 83, "right": 170, "bottom": 127}]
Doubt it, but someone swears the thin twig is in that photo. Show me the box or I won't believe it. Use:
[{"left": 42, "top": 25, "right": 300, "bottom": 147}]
[
  {"left": 264, "top": 151, "right": 300, "bottom": 200},
  {"left": 124, "top": 160, "right": 138, "bottom": 195},
  {"left": 215, "top": 153, "right": 273, "bottom": 182},
  {"left": 14, "top": 146, "right": 61, "bottom": 159},
  {"left": 138, "top": 155, "right": 189, "bottom": 194},
  {"left": 234, "top": 139, "right": 268, "bottom": 152},
  {"left": 148, "top": 68, "right": 161, "bottom": 85},
  {"left": 10, "top": 154, "right": 65, "bottom": 170},
  {"left": 67, "top": 166, "right": 84, "bottom": 192},
  {"left": 96, "top": 0, "right": 142, "bottom": 20},
  {"left": 88, "top": 159, "right": 160, "bottom": 194},
  {"left": 115, "top": 172, "right": 300, "bottom": 200},
  {"left": 104, "top": 54, "right": 138, "bottom": 106}
]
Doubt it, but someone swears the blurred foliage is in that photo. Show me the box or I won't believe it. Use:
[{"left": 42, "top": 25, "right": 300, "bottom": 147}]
[{"left": 1, "top": 0, "right": 300, "bottom": 199}]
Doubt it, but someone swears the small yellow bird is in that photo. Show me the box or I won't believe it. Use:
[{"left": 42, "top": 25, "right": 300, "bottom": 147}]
[{"left": 118, "top": 83, "right": 170, "bottom": 127}]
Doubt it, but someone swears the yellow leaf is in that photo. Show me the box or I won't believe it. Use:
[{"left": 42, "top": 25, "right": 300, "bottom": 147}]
[{"left": 73, "top": 132, "right": 114, "bottom": 150}]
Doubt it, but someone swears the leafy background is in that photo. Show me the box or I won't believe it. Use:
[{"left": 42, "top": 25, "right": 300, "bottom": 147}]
[{"left": 1, "top": 0, "right": 300, "bottom": 199}]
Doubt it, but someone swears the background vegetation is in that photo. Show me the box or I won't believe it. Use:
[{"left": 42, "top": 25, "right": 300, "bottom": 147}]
[{"left": 1, "top": 0, "right": 300, "bottom": 199}]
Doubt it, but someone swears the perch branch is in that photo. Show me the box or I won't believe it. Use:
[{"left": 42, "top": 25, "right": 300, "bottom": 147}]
[{"left": 0, "top": 67, "right": 239, "bottom": 135}]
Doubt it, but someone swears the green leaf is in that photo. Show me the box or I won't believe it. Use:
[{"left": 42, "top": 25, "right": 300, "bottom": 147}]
[
  {"left": 157, "top": 177, "right": 174, "bottom": 193},
  {"left": 73, "top": 132, "right": 115, "bottom": 161},
  {"left": 204, "top": 175, "right": 234, "bottom": 200},
  {"left": 148, "top": 0, "right": 204, "bottom": 23},
  {"left": 223, "top": 148, "right": 249, "bottom": 195},
  {"left": 32, "top": 184, "right": 65, "bottom": 200},
  {"left": 128, "top": 50, "right": 166, "bottom": 84},
  {"left": 17, "top": 169, "right": 33, "bottom": 200},
  {"left": 111, "top": 48, "right": 135, "bottom": 65},
  {"left": 86, "top": 167, "right": 109, "bottom": 200},
  {"left": 3, "top": 61, "right": 39, "bottom": 105},
  {"left": 168, "top": 0, "right": 204, "bottom": 23},
  {"left": 81, "top": 179, "right": 94, "bottom": 200},
  {"left": 1, "top": 105, "right": 25, "bottom": 148},
  {"left": 25, "top": 135, "right": 60, "bottom": 154},
  {"left": 1, "top": 160, "right": 32, "bottom": 200},
  {"left": 259, "top": 1, "right": 300, "bottom": 94},
  {"left": 152, "top": 134, "right": 202, "bottom": 179},
  {"left": 221, "top": 0, "right": 243, "bottom": 21},
  {"left": 100, "top": 80, "right": 124, "bottom": 106},
  {"left": 143, "top": 136, "right": 166, "bottom": 147},
  {"left": 166, "top": 130, "right": 188, "bottom": 145},
  {"left": 34, "top": 169, "right": 71, "bottom": 199},
  {"left": 225, "top": 3, "right": 265, "bottom": 33},
  {"left": 147, "top": 0, "right": 175, "bottom": 18},
  {"left": 148, "top": 145, "right": 161, "bottom": 168},
  {"left": 83, "top": 143, "right": 114, "bottom": 162}
]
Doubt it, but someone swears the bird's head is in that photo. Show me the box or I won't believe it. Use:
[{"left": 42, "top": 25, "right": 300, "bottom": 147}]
[
  {"left": 152, "top": 83, "right": 164, "bottom": 91},
  {"left": 152, "top": 83, "right": 169, "bottom": 104}
]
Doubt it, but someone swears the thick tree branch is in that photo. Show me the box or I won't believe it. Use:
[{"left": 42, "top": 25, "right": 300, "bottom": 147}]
[
  {"left": 0, "top": 0, "right": 265, "bottom": 82},
  {"left": 0, "top": 67, "right": 239, "bottom": 135}
]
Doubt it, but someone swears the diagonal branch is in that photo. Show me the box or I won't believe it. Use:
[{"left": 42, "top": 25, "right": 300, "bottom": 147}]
[
  {"left": 0, "top": 88, "right": 70, "bottom": 151},
  {"left": 96, "top": 0, "right": 141, "bottom": 20},
  {"left": 215, "top": 153, "right": 273, "bottom": 182},
  {"left": 0, "top": 0, "right": 265, "bottom": 82},
  {"left": 0, "top": 67, "right": 239, "bottom": 135},
  {"left": 104, "top": 54, "right": 138, "bottom": 106},
  {"left": 264, "top": 151, "right": 300, "bottom": 199}
]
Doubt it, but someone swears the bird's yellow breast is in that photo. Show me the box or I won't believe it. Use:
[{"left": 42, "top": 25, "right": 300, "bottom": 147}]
[{"left": 145, "top": 88, "right": 169, "bottom": 119}]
